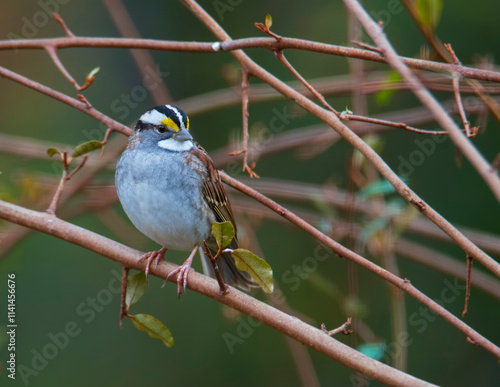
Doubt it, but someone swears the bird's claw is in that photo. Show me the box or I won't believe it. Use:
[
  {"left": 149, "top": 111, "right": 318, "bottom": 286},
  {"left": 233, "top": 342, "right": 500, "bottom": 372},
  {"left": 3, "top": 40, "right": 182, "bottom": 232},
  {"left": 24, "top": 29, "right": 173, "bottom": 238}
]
[{"left": 138, "top": 247, "right": 167, "bottom": 279}]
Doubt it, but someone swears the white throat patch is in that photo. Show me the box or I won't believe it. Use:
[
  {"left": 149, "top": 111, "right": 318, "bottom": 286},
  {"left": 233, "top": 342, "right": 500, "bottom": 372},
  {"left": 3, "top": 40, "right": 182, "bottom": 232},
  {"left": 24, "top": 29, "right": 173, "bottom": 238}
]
[{"left": 158, "top": 138, "right": 195, "bottom": 152}]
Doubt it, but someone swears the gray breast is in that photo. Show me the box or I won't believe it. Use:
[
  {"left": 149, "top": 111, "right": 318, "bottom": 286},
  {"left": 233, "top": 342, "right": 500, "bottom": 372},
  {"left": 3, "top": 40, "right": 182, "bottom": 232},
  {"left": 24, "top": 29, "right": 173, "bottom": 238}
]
[{"left": 115, "top": 148, "right": 214, "bottom": 250}]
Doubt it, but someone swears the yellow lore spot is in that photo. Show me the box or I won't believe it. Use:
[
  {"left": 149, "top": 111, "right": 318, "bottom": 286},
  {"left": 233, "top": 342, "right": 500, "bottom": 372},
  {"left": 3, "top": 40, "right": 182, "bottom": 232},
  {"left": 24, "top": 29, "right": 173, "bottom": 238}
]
[{"left": 161, "top": 117, "right": 179, "bottom": 132}]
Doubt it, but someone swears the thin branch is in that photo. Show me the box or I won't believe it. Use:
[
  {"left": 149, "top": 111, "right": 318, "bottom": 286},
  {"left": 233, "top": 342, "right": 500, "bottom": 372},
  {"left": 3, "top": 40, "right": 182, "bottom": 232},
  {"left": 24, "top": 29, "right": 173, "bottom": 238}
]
[
  {"left": 52, "top": 13, "right": 75, "bottom": 37},
  {"left": 321, "top": 318, "right": 353, "bottom": 336},
  {"left": 46, "top": 154, "right": 88, "bottom": 215},
  {"left": 343, "top": 113, "right": 461, "bottom": 135},
  {"left": 45, "top": 45, "right": 81, "bottom": 89},
  {"left": 231, "top": 177, "right": 500, "bottom": 258},
  {"left": 1, "top": 36, "right": 500, "bottom": 83},
  {"left": 229, "top": 71, "right": 259, "bottom": 177},
  {"left": 218, "top": 171, "right": 500, "bottom": 358},
  {"left": 181, "top": 0, "right": 500, "bottom": 280},
  {"left": 342, "top": 0, "right": 500, "bottom": 202},
  {"left": 120, "top": 267, "right": 129, "bottom": 328},
  {"left": 0, "top": 198, "right": 434, "bottom": 387},
  {"left": 400, "top": 0, "right": 500, "bottom": 122},
  {"left": 274, "top": 50, "right": 448, "bottom": 136},
  {"left": 462, "top": 255, "right": 473, "bottom": 317},
  {"left": 229, "top": 196, "right": 500, "bottom": 301},
  {"left": 395, "top": 240, "right": 500, "bottom": 300},
  {"left": 444, "top": 44, "right": 473, "bottom": 137},
  {"left": 275, "top": 50, "right": 338, "bottom": 115}
]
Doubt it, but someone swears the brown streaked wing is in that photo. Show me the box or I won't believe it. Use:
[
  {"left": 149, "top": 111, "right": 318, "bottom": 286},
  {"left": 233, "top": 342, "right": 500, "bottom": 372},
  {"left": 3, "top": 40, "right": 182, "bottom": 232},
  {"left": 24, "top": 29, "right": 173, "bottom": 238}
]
[{"left": 191, "top": 145, "right": 238, "bottom": 234}]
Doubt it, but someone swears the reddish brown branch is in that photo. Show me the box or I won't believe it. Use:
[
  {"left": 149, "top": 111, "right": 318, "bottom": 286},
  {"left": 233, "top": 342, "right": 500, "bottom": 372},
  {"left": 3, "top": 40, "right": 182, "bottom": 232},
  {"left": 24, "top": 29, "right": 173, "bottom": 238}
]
[
  {"left": 275, "top": 50, "right": 338, "bottom": 115},
  {"left": 344, "top": 113, "right": 458, "bottom": 135},
  {"left": 0, "top": 198, "right": 432, "bottom": 386},
  {"left": 1, "top": 36, "right": 500, "bottom": 83},
  {"left": 444, "top": 44, "right": 473, "bottom": 137},
  {"left": 462, "top": 255, "right": 473, "bottom": 317},
  {"left": 321, "top": 318, "right": 353, "bottom": 336},
  {"left": 182, "top": 0, "right": 500, "bottom": 280},
  {"left": 46, "top": 154, "right": 88, "bottom": 215},
  {"left": 228, "top": 71, "right": 258, "bottom": 177},
  {"left": 52, "top": 13, "right": 75, "bottom": 37},
  {"left": 342, "top": 0, "right": 500, "bottom": 203},
  {"left": 219, "top": 171, "right": 500, "bottom": 358},
  {"left": 120, "top": 267, "right": 129, "bottom": 328}
]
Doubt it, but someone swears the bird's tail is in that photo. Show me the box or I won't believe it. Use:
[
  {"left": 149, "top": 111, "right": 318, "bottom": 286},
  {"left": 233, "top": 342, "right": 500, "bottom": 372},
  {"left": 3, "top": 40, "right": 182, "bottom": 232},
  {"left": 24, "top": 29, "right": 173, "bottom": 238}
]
[{"left": 200, "top": 239, "right": 257, "bottom": 291}]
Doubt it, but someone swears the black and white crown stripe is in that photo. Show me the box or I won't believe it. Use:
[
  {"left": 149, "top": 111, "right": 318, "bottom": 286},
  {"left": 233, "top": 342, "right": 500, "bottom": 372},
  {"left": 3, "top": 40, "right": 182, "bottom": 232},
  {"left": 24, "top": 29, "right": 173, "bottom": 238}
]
[
  {"left": 138, "top": 105, "right": 189, "bottom": 131},
  {"left": 140, "top": 105, "right": 189, "bottom": 130},
  {"left": 165, "top": 105, "right": 187, "bottom": 131}
]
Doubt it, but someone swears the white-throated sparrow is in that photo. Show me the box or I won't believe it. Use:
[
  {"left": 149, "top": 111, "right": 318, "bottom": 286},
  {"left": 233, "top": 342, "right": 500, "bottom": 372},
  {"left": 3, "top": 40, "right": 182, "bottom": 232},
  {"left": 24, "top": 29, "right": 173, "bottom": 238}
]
[{"left": 115, "top": 105, "right": 256, "bottom": 295}]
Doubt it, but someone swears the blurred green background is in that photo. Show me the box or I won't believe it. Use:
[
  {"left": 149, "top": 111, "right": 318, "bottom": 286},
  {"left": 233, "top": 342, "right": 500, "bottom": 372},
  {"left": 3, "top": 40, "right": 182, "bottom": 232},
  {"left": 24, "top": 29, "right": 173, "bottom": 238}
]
[{"left": 1, "top": 0, "right": 500, "bottom": 386}]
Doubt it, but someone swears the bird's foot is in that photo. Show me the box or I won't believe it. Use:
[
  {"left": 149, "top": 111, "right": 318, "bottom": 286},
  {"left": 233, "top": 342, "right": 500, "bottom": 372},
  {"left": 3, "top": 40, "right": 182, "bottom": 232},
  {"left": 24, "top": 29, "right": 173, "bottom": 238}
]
[
  {"left": 138, "top": 247, "right": 168, "bottom": 280},
  {"left": 166, "top": 246, "right": 197, "bottom": 299}
]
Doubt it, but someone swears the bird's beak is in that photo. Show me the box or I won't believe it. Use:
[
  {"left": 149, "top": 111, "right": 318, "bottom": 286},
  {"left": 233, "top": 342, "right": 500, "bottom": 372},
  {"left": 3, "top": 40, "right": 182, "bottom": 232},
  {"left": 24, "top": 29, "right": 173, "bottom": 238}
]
[{"left": 174, "top": 128, "right": 193, "bottom": 142}]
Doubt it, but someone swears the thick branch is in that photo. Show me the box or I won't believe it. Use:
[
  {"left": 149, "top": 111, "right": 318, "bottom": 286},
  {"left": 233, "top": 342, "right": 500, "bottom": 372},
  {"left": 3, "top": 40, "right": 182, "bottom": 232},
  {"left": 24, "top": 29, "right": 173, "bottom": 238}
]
[
  {"left": 0, "top": 198, "right": 433, "bottom": 387},
  {"left": 342, "top": 0, "right": 500, "bottom": 202},
  {"left": 182, "top": 0, "right": 500, "bottom": 280},
  {"left": 219, "top": 172, "right": 500, "bottom": 359}
]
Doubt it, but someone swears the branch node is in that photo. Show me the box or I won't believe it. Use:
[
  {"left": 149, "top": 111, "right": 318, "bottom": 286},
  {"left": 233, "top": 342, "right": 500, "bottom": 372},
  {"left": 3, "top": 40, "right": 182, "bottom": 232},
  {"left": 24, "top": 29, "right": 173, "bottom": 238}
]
[
  {"left": 77, "top": 94, "right": 93, "bottom": 108},
  {"left": 52, "top": 13, "right": 75, "bottom": 37},
  {"left": 321, "top": 318, "right": 353, "bottom": 336},
  {"left": 254, "top": 22, "right": 281, "bottom": 41}
]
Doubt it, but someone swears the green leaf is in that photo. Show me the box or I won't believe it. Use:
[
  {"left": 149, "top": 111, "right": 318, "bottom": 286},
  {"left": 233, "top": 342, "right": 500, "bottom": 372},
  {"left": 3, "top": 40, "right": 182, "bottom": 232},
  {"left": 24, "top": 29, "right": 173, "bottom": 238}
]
[
  {"left": 71, "top": 140, "right": 103, "bottom": 158},
  {"left": 87, "top": 67, "right": 100, "bottom": 81},
  {"left": 47, "top": 148, "right": 62, "bottom": 158},
  {"left": 357, "top": 342, "right": 386, "bottom": 361},
  {"left": 129, "top": 313, "right": 174, "bottom": 348},
  {"left": 358, "top": 179, "right": 397, "bottom": 198},
  {"left": 375, "top": 70, "right": 402, "bottom": 106},
  {"left": 211, "top": 221, "right": 235, "bottom": 250},
  {"left": 265, "top": 14, "right": 273, "bottom": 29},
  {"left": 126, "top": 272, "right": 148, "bottom": 309},
  {"left": 230, "top": 248, "right": 274, "bottom": 293},
  {"left": 356, "top": 216, "right": 388, "bottom": 252},
  {"left": 415, "top": 0, "right": 443, "bottom": 29}
]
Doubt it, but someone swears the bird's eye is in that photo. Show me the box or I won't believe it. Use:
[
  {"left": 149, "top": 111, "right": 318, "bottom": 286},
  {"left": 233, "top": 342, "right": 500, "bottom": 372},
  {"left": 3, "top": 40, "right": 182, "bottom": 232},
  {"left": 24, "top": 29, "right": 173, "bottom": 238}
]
[{"left": 156, "top": 125, "right": 167, "bottom": 133}]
